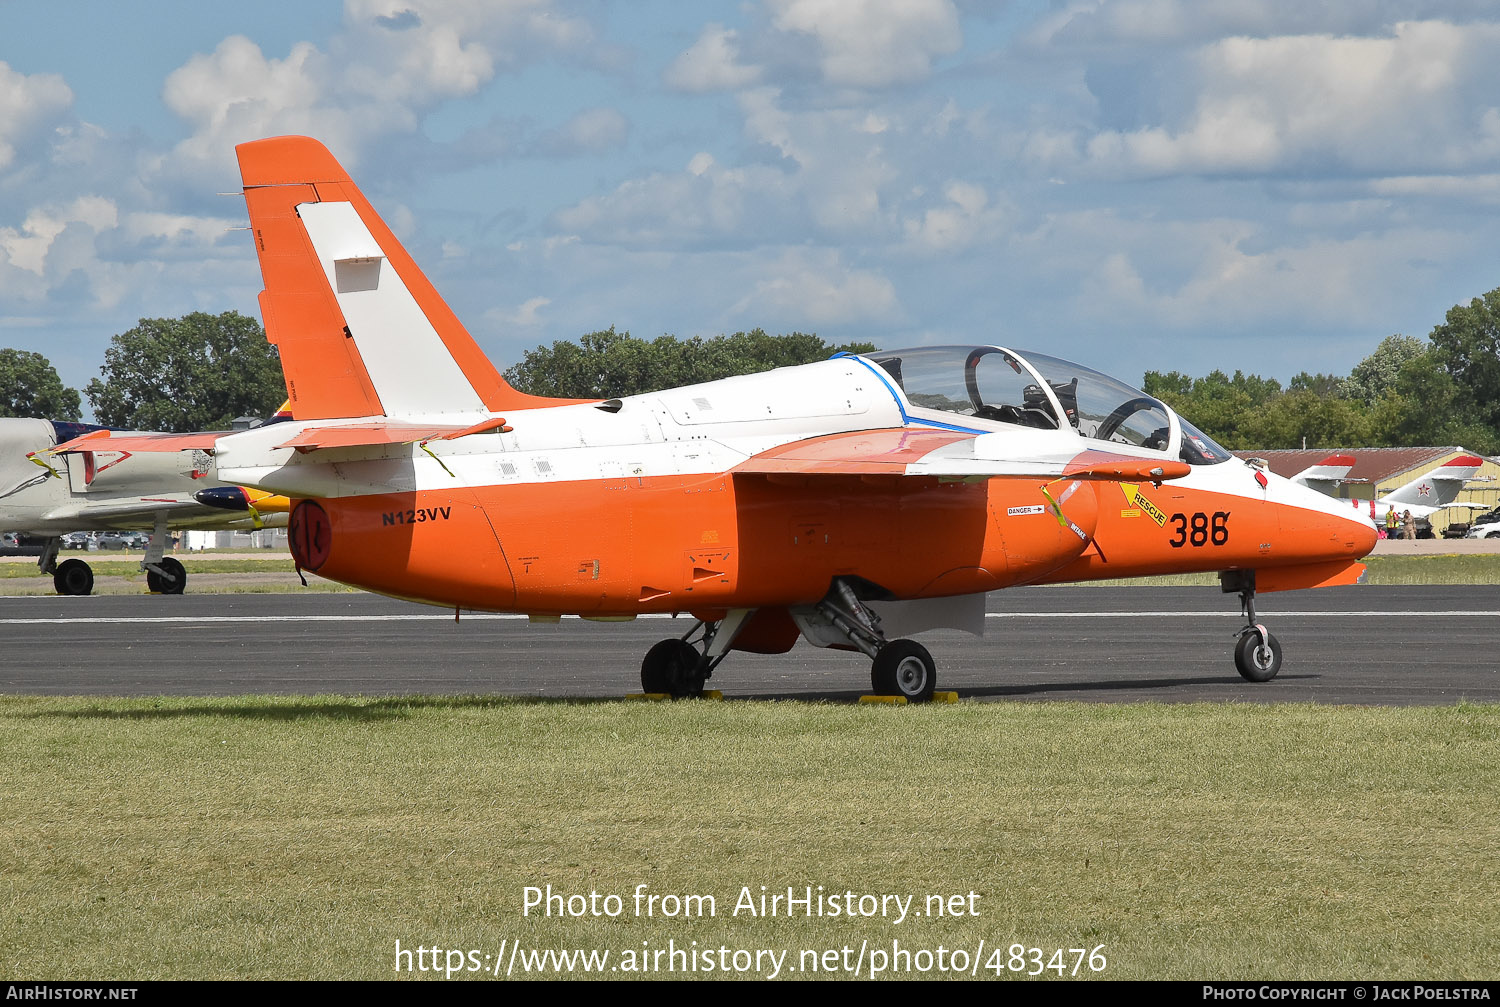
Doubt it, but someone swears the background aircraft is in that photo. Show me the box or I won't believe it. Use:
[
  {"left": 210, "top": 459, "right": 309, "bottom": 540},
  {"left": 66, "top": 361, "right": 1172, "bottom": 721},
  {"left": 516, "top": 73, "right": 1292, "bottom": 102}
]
[
  {"left": 59, "top": 136, "right": 1377, "bottom": 697},
  {"left": 1288, "top": 454, "right": 1356, "bottom": 495},
  {"left": 1368, "top": 455, "right": 1489, "bottom": 529},
  {"left": 1, "top": 417, "right": 288, "bottom": 595}
]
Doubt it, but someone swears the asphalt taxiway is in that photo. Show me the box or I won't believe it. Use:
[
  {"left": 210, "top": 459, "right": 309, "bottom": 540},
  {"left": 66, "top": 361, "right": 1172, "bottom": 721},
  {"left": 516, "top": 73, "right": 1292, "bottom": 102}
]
[{"left": 1, "top": 585, "right": 1494, "bottom": 704}]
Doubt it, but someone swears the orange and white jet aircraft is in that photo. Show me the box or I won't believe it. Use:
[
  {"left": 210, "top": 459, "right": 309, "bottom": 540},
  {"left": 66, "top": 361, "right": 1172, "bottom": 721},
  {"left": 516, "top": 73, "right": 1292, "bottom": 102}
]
[
  {"left": 3, "top": 417, "right": 290, "bottom": 595},
  {"left": 57, "top": 136, "right": 1377, "bottom": 698}
]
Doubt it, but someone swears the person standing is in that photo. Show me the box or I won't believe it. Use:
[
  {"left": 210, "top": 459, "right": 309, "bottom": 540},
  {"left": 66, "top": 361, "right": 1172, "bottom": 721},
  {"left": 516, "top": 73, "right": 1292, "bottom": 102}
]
[
  {"left": 1401, "top": 509, "right": 1416, "bottom": 540},
  {"left": 1385, "top": 506, "right": 1398, "bottom": 540}
]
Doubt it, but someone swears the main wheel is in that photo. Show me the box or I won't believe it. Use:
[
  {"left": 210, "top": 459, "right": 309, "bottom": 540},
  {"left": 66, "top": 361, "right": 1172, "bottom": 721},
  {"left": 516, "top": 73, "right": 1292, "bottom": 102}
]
[
  {"left": 641, "top": 639, "right": 706, "bottom": 698},
  {"left": 146, "top": 557, "right": 187, "bottom": 595},
  {"left": 53, "top": 558, "right": 94, "bottom": 596},
  {"left": 871, "top": 639, "right": 936, "bottom": 702},
  {"left": 1234, "top": 630, "right": 1282, "bottom": 682}
]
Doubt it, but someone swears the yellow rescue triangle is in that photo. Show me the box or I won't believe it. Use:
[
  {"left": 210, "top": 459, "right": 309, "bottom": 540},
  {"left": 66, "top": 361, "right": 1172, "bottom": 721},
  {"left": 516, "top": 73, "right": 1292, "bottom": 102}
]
[{"left": 1119, "top": 483, "right": 1168, "bottom": 527}]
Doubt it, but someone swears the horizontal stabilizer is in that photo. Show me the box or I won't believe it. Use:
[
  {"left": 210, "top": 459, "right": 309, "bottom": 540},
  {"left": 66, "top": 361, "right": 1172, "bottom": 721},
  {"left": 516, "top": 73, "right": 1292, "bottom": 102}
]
[
  {"left": 50, "top": 430, "right": 225, "bottom": 455},
  {"left": 43, "top": 495, "right": 206, "bottom": 522},
  {"left": 276, "top": 418, "right": 510, "bottom": 453}
]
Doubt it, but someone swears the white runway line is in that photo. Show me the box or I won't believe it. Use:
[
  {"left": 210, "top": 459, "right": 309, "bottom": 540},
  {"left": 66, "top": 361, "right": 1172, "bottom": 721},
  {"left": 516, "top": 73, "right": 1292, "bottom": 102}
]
[{"left": 0, "top": 611, "right": 1495, "bottom": 625}]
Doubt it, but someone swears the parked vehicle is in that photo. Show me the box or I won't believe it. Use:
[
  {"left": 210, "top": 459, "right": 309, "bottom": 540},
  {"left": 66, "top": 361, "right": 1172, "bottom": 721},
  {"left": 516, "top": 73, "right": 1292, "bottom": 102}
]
[{"left": 1468, "top": 507, "right": 1500, "bottom": 539}]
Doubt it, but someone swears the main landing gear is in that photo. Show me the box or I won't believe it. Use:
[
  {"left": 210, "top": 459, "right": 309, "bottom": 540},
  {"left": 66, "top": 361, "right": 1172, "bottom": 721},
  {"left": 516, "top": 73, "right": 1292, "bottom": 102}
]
[
  {"left": 815, "top": 580, "right": 938, "bottom": 702},
  {"left": 1221, "top": 571, "right": 1281, "bottom": 683},
  {"left": 639, "top": 583, "right": 941, "bottom": 702},
  {"left": 640, "top": 615, "right": 747, "bottom": 698},
  {"left": 141, "top": 513, "right": 186, "bottom": 595},
  {"left": 39, "top": 538, "right": 94, "bottom": 596}
]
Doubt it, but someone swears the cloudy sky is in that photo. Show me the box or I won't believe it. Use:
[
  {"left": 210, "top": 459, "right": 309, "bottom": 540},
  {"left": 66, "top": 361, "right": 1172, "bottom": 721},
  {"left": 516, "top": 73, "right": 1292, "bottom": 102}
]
[{"left": 3, "top": 1, "right": 1500, "bottom": 408}]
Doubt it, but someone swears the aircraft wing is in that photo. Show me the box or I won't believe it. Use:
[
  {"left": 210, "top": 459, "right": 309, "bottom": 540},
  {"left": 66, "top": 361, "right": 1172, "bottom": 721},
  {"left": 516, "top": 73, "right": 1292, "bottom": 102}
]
[{"left": 733, "top": 428, "right": 1190, "bottom": 482}]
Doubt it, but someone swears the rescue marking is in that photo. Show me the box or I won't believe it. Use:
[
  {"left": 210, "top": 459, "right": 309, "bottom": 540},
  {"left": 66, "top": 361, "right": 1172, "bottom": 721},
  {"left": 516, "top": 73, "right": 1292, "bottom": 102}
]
[{"left": 1118, "top": 483, "right": 1167, "bottom": 527}]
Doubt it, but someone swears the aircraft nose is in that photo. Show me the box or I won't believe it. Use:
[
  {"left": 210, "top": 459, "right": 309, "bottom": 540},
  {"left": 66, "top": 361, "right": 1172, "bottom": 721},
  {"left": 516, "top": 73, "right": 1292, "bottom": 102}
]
[
  {"left": 1347, "top": 511, "right": 1378, "bottom": 557},
  {"left": 1273, "top": 476, "right": 1379, "bottom": 561}
]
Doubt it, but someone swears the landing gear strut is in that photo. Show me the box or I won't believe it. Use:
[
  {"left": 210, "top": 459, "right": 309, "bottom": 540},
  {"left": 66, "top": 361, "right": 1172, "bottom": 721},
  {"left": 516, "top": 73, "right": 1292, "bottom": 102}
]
[
  {"left": 142, "top": 512, "right": 186, "bottom": 595},
  {"left": 640, "top": 611, "right": 752, "bottom": 698},
  {"left": 1221, "top": 570, "right": 1281, "bottom": 682},
  {"left": 815, "top": 579, "right": 937, "bottom": 702}
]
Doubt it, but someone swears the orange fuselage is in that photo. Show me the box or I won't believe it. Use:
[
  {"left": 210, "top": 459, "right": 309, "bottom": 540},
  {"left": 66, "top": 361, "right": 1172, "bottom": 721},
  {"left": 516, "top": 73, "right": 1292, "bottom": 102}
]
[{"left": 294, "top": 470, "right": 1373, "bottom": 617}]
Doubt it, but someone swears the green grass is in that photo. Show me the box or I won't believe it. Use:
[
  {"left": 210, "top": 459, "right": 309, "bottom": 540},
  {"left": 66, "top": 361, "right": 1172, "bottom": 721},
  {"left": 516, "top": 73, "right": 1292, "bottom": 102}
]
[
  {"left": 1361, "top": 554, "right": 1500, "bottom": 584},
  {"left": 1, "top": 696, "right": 1496, "bottom": 980},
  {"left": 0, "top": 558, "right": 298, "bottom": 578}
]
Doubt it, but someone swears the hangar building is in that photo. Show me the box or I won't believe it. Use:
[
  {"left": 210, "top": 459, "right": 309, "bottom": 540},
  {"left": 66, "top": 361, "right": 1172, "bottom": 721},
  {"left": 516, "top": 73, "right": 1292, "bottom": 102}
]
[{"left": 1247, "top": 447, "right": 1500, "bottom": 536}]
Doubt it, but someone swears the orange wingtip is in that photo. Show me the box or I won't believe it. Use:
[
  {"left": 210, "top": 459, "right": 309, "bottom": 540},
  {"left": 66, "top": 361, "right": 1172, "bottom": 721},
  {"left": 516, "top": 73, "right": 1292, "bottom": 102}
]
[{"left": 434, "top": 417, "right": 512, "bottom": 440}]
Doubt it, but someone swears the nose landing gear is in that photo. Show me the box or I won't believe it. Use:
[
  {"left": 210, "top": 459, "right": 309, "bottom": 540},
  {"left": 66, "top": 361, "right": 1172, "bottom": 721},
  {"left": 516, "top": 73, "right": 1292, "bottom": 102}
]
[{"left": 1222, "top": 570, "right": 1282, "bottom": 682}]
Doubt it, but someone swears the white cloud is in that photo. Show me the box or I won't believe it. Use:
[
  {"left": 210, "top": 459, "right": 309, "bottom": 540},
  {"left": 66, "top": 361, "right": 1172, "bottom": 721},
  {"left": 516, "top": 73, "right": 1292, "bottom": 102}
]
[
  {"left": 0, "top": 197, "right": 117, "bottom": 276},
  {"left": 536, "top": 107, "right": 629, "bottom": 155},
  {"left": 489, "top": 295, "right": 551, "bottom": 328},
  {"left": 767, "top": 0, "right": 962, "bottom": 87},
  {"left": 731, "top": 248, "right": 899, "bottom": 325},
  {"left": 552, "top": 155, "right": 797, "bottom": 247},
  {"left": 1032, "top": 210, "right": 1468, "bottom": 331},
  {"left": 1371, "top": 172, "right": 1500, "bottom": 204},
  {"left": 1078, "top": 20, "right": 1500, "bottom": 176},
  {"left": 0, "top": 61, "right": 73, "bottom": 172},
  {"left": 155, "top": 1, "right": 598, "bottom": 182},
  {"left": 664, "top": 24, "right": 762, "bottom": 92},
  {"left": 1030, "top": 1, "right": 1489, "bottom": 48},
  {"left": 902, "top": 180, "right": 1007, "bottom": 253}
]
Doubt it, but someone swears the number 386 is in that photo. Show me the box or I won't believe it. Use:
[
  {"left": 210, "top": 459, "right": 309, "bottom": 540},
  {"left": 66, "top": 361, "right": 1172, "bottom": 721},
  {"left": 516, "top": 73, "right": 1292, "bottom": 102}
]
[{"left": 1169, "top": 511, "right": 1229, "bottom": 548}]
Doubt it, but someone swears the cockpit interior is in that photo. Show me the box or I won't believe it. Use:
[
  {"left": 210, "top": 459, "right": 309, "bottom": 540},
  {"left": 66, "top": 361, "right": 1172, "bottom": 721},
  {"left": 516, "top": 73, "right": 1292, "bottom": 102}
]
[{"left": 865, "top": 345, "right": 1232, "bottom": 467}]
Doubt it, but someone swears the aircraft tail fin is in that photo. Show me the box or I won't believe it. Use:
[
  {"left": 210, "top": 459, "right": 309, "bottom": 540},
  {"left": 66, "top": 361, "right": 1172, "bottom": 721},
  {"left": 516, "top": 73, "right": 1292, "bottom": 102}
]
[
  {"left": 1381, "top": 454, "right": 1485, "bottom": 507},
  {"left": 236, "top": 135, "right": 559, "bottom": 421},
  {"left": 1289, "top": 453, "right": 1355, "bottom": 493}
]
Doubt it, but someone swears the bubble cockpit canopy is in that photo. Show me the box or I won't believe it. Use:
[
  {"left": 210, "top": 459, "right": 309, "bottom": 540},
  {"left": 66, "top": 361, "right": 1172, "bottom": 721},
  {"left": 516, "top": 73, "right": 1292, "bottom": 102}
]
[{"left": 863, "top": 345, "right": 1231, "bottom": 466}]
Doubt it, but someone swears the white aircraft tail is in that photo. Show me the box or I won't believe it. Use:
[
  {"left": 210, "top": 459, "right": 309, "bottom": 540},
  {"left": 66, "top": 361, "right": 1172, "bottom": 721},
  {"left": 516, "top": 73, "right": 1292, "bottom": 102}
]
[
  {"left": 1289, "top": 453, "right": 1355, "bottom": 494},
  {"left": 236, "top": 135, "right": 562, "bottom": 421},
  {"left": 1380, "top": 455, "right": 1485, "bottom": 508}
]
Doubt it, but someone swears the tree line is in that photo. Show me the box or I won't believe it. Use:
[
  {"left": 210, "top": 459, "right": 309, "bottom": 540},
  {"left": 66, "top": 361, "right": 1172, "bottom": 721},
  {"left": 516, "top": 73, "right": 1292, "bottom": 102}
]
[
  {"left": 0, "top": 311, "right": 284, "bottom": 431},
  {"left": 3, "top": 285, "right": 1497, "bottom": 453},
  {"left": 1143, "top": 287, "right": 1500, "bottom": 454}
]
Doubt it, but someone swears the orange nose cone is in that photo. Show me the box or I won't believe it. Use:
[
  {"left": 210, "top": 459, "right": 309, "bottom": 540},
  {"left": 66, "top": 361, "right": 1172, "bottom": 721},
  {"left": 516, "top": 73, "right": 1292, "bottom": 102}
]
[{"left": 1352, "top": 516, "right": 1379, "bottom": 558}]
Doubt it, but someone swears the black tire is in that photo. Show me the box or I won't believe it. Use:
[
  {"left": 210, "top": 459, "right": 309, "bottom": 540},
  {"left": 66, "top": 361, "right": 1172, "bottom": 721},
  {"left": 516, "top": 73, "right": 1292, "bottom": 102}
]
[
  {"left": 640, "top": 639, "right": 706, "bottom": 698},
  {"left": 147, "top": 557, "right": 187, "bottom": 595},
  {"left": 871, "top": 639, "right": 936, "bottom": 702},
  {"left": 1234, "top": 630, "right": 1282, "bottom": 682},
  {"left": 53, "top": 558, "right": 94, "bottom": 596}
]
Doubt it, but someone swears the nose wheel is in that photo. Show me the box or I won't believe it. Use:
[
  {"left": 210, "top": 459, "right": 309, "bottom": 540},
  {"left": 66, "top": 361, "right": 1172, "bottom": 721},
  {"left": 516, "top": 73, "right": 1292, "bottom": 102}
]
[
  {"left": 1234, "top": 629, "right": 1282, "bottom": 682},
  {"left": 1222, "top": 570, "right": 1282, "bottom": 682}
]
